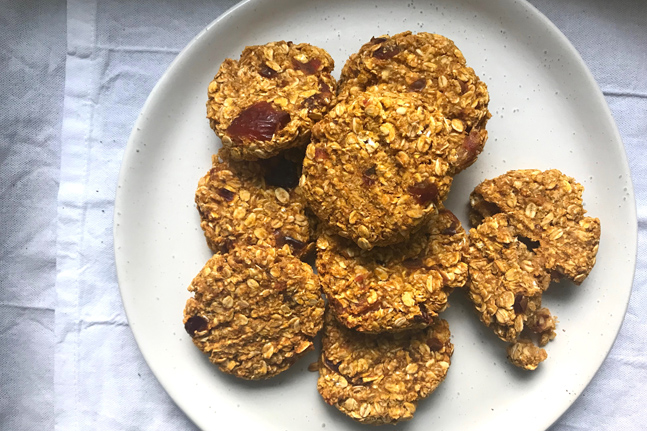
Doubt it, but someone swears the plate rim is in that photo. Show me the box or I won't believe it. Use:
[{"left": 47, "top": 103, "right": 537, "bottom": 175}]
[{"left": 114, "top": 0, "right": 638, "bottom": 429}]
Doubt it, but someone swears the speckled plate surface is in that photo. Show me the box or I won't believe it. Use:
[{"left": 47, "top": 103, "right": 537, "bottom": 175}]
[{"left": 114, "top": 0, "right": 636, "bottom": 429}]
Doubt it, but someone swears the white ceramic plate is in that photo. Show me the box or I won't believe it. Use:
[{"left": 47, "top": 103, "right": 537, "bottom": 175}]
[{"left": 114, "top": 0, "right": 637, "bottom": 429}]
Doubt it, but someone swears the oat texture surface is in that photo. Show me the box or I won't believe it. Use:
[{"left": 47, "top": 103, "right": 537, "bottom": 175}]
[{"left": 183, "top": 244, "right": 324, "bottom": 379}]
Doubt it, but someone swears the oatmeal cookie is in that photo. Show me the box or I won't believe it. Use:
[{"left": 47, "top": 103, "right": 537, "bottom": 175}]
[
  {"left": 195, "top": 149, "right": 312, "bottom": 258},
  {"left": 301, "top": 85, "right": 467, "bottom": 250},
  {"left": 470, "top": 169, "right": 601, "bottom": 283},
  {"left": 317, "top": 209, "right": 468, "bottom": 333},
  {"left": 466, "top": 170, "right": 599, "bottom": 369},
  {"left": 183, "top": 243, "right": 325, "bottom": 379},
  {"left": 317, "top": 312, "right": 453, "bottom": 425},
  {"left": 207, "top": 41, "right": 337, "bottom": 160},
  {"left": 339, "top": 32, "right": 490, "bottom": 144}
]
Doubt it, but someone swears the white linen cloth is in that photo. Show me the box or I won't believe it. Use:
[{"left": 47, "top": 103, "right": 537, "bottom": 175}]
[{"left": 0, "top": 0, "right": 645, "bottom": 429}]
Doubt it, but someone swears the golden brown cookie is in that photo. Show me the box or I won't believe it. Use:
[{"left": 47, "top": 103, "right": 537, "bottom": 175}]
[
  {"left": 195, "top": 149, "right": 312, "bottom": 258},
  {"left": 317, "top": 312, "right": 453, "bottom": 425},
  {"left": 317, "top": 209, "right": 468, "bottom": 332},
  {"left": 183, "top": 243, "right": 325, "bottom": 379},
  {"left": 466, "top": 169, "right": 600, "bottom": 369},
  {"left": 207, "top": 41, "right": 337, "bottom": 160},
  {"left": 301, "top": 85, "right": 466, "bottom": 250},
  {"left": 339, "top": 32, "right": 489, "bottom": 153}
]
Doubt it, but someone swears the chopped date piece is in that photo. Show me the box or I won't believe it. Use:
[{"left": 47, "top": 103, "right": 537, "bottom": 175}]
[
  {"left": 185, "top": 316, "right": 208, "bottom": 336},
  {"left": 459, "top": 80, "right": 469, "bottom": 94},
  {"left": 292, "top": 58, "right": 322, "bottom": 75},
  {"left": 353, "top": 273, "right": 367, "bottom": 285},
  {"left": 323, "top": 356, "right": 341, "bottom": 374},
  {"left": 513, "top": 294, "right": 529, "bottom": 314},
  {"left": 217, "top": 187, "right": 235, "bottom": 202},
  {"left": 226, "top": 101, "right": 290, "bottom": 142},
  {"left": 409, "top": 78, "right": 426, "bottom": 92},
  {"left": 408, "top": 180, "right": 439, "bottom": 206},
  {"left": 362, "top": 165, "right": 377, "bottom": 187},
  {"left": 427, "top": 337, "right": 444, "bottom": 351},
  {"left": 455, "top": 129, "right": 482, "bottom": 170},
  {"left": 304, "top": 82, "right": 333, "bottom": 110},
  {"left": 416, "top": 304, "right": 432, "bottom": 323},
  {"left": 259, "top": 63, "right": 278, "bottom": 78},
  {"left": 372, "top": 43, "right": 401, "bottom": 60},
  {"left": 314, "top": 147, "right": 329, "bottom": 160}
]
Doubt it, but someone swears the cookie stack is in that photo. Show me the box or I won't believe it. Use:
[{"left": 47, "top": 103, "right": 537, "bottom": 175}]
[
  {"left": 184, "top": 41, "right": 337, "bottom": 380},
  {"left": 300, "top": 32, "right": 490, "bottom": 424},
  {"left": 183, "top": 32, "right": 492, "bottom": 425}
]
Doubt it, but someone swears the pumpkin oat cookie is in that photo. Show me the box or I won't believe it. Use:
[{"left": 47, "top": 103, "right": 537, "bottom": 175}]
[
  {"left": 183, "top": 243, "right": 325, "bottom": 379},
  {"left": 317, "top": 209, "right": 468, "bottom": 333},
  {"left": 301, "top": 85, "right": 468, "bottom": 250},
  {"left": 466, "top": 169, "right": 600, "bottom": 370},
  {"left": 339, "top": 31, "right": 490, "bottom": 162},
  {"left": 317, "top": 312, "right": 453, "bottom": 425},
  {"left": 195, "top": 149, "right": 313, "bottom": 258},
  {"left": 206, "top": 41, "right": 337, "bottom": 160}
]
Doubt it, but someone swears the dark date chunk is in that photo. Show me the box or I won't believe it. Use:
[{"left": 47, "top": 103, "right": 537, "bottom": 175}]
[
  {"left": 259, "top": 63, "right": 278, "bottom": 78},
  {"left": 372, "top": 43, "right": 401, "bottom": 60},
  {"left": 369, "top": 36, "right": 387, "bottom": 44},
  {"left": 314, "top": 147, "right": 329, "bottom": 160},
  {"left": 226, "top": 101, "right": 290, "bottom": 142},
  {"left": 262, "top": 156, "right": 301, "bottom": 189},
  {"left": 513, "top": 294, "right": 529, "bottom": 314},
  {"left": 413, "top": 304, "right": 432, "bottom": 323},
  {"left": 439, "top": 209, "right": 460, "bottom": 236},
  {"left": 459, "top": 80, "right": 469, "bottom": 94},
  {"left": 322, "top": 356, "right": 341, "bottom": 374},
  {"left": 184, "top": 316, "right": 208, "bottom": 336},
  {"left": 455, "top": 129, "right": 483, "bottom": 170},
  {"left": 409, "top": 78, "right": 427, "bottom": 92},
  {"left": 217, "top": 187, "right": 235, "bottom": 202},
  {"left": 427, "top": 337, "right": 444, "bottom": 351},
  {"left": 362, "top": 165, "right": 377, "bottom": 187},
  {"left": 408, "top": 180, "right": 438, "bottom": 206},
  {"left": 303, "top": 83, "right": 332, "bottom": 111},
  {"left": 292, "top": 58, "right": 322, "bottom": 75}
]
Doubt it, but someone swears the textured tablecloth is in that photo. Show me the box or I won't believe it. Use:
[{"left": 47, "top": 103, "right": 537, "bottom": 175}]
[{"left": 0, "top": 0, "right": 645, "bottom": 429}]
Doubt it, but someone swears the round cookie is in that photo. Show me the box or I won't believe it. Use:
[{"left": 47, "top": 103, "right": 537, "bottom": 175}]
[
  {"left": 183, "top": 243, "right": 325, "bottom": 380},
  {"left": 339, "top": 32, "right": 489, "bottom": 154},
  {"left": 469, "top": 169, "right": 601, "bottom": 284},
  {"left": 317, "top": 312, "right": 453, "bottom": 425},
  {"left": 301, "top": 85, "right": 463, "bottom": 250},
  {"left": 207, "top": 41, "right": 337, "bottom": 160},
  {"left": 467, "top": 213, "right": 555, "bottom": 347},
  {"left": 195, "top": 149, "right": 312, "bottom": 258},
  {"left": 317, "top": 209, "right": 468, "bottom": 333}
]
